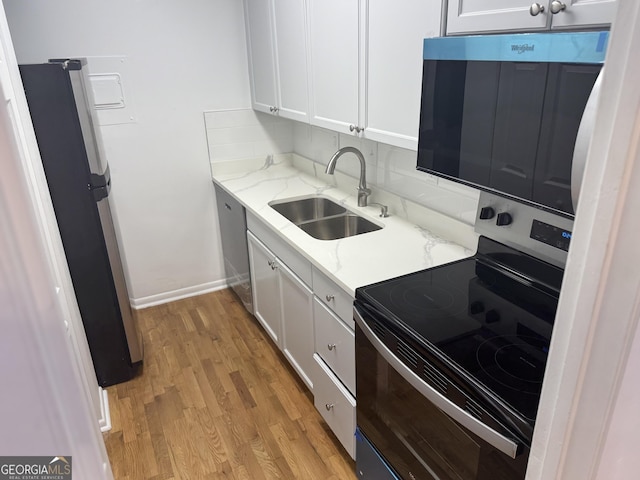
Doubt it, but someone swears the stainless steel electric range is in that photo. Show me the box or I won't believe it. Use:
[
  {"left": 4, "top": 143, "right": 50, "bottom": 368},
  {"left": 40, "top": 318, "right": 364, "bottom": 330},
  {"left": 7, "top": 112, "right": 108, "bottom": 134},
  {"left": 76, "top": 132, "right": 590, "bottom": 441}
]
[{"left": 353, "top": 191, "right": 573, "bottom": 480}]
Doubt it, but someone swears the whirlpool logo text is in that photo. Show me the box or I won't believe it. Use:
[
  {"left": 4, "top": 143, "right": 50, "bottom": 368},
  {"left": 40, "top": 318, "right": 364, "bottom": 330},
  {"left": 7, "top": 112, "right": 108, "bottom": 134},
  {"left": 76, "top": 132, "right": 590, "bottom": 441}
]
[{"left": 511, "top": 43, "right": 535, "bottom": 54}]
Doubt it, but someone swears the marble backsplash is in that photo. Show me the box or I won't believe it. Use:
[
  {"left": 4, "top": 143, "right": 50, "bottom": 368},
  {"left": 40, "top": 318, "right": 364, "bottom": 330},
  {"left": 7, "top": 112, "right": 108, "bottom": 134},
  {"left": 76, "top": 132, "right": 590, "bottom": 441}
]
[{"left": 204, "top": 108, "right": 480, "bottom": 225}]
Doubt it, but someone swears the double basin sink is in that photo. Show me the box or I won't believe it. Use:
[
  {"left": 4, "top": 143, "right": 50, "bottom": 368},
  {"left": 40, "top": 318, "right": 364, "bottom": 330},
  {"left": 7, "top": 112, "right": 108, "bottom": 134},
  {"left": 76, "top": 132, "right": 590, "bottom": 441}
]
[{"left": 269, "top": 196, "right": 382, "bottom": 240}]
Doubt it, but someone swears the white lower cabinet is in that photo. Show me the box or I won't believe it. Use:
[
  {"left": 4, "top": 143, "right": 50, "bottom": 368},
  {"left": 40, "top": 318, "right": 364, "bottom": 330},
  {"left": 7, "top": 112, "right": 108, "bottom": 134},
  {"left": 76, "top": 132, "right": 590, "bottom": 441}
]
[
  {"left": 313, "top": 298, "right": 355, "bottom": 395},
  {"left": 313, "top": 353, "right": 356, "bottom": 459},
  {"left": 247, "top": 230, "right": 314, "bottom": 391},
  {"left": 311, "top": 267, "right": 357, "bottom": 459},
  {"left": 280, "top": 262, "right": 314, "bottom": 390},
  {"left": 248, "top": 230, "right": 282, "bottom": 347},
  {"left": 247, "top": 217, "right": 357, "bottom": 458},
  {"left": 312, "top": 267, "right": 355, "bottom": 329}
]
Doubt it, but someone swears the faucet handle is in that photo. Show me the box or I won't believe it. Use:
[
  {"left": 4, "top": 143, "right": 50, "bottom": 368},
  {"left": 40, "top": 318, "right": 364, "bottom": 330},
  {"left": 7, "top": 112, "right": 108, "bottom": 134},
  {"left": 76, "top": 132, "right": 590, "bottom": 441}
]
[
  {"left": 369, "top": 202, "right": 389, "bottom": 218},
  {"left": 357, "top": 187, "right": 371, "bottom": 207}
]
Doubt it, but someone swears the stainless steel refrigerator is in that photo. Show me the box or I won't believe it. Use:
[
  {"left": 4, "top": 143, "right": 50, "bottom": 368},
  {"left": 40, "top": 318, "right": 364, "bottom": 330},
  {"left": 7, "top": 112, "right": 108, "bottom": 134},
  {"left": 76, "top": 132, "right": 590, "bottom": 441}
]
[{"left": 20, "top": 59, "right": 143, "bottom": 387}]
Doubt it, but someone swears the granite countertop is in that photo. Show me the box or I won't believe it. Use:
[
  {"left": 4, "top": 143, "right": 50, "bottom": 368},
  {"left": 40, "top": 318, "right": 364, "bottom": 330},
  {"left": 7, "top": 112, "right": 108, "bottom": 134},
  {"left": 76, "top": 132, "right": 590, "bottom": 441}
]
[{"left": 211, "top": 155, "right": 477, "bottom": 297}]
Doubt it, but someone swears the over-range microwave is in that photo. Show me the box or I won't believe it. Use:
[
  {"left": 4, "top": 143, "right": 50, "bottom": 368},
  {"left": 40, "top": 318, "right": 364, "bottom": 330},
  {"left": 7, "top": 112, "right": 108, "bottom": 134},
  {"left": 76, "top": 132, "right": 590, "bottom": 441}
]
[{"left": 417, "top": 31, "right": 609, "bottom": 217}]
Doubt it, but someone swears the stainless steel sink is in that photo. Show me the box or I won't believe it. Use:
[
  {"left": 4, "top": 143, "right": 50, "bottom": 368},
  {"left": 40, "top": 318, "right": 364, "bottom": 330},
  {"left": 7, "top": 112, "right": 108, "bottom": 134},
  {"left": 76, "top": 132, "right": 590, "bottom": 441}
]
[
  {"left": 298, "top": 214, "right": 381, "bottom": 240},
  {"left": 270, "top": 197, "right": 346, "bottom": 224},
  {"left": 269, "top": 196, "right": 382, "bottom": 240}
]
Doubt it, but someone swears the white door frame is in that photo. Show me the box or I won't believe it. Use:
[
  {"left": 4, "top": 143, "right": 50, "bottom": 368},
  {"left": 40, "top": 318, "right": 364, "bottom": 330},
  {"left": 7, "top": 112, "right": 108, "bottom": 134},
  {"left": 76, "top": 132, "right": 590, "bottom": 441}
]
[
  {"left": 528, "top": 2, "right": 640, "bottom": 479},
  {"left": 0, "top": 1, "right": 113, "bottom": 477}
]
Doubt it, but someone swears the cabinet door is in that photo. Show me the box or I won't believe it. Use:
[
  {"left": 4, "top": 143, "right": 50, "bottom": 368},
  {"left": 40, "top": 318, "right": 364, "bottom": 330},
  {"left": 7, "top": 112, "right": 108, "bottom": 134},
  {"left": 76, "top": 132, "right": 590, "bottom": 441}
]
[
  {"left": 364, "top": 0, "right": 441, "bottom": 150},
  {"left": 549, "top": 0, "right": 617, "bottom": 30},
  {"left": 247, "top": 232, "right": 282, "bottom": 348},
  {"left": 447, "top": 0, "right": 549, "bottom": 35},
  {"left": 307, "top": 0, "right": 360, "bottom": 133},
  {"left": 272, "top": 0, "right": 309, "bottom": 122},
  {"left": 245, "top": 0, "right": 278, "bottom": 114},
  {"left": 280, "top": 261, "right": 314, "bottom": 391}
]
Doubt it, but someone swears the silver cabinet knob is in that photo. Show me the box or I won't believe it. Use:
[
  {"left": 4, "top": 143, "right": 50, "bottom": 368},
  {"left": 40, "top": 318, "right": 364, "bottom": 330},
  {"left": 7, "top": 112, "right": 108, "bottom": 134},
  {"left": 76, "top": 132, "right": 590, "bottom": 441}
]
[
  {"left": 269, "top": 106, "right": 279, "bottom": 113},
  {"left": 349, "top": 124, "right": 356, "bottom": 132},
  {"left": 325, "top": 294, "right": 335, "bottom": 302},
  {"left": 349, "top": 124, "right": 363, "bottom": 133},
  {"left": 529, "top": 3, "right": 545, "bottom": 15},
  {"left": 327, "top": 343, "right": 336, "bottom": 351},
  {"left": 268, "top": 259, "right": 277, "bottom": 270},
  {"left": 550, "top": 1, "right": 566, "bottom": 13},
  {"left": 325, "top": 403, "right": 334, "bottom": 411}
]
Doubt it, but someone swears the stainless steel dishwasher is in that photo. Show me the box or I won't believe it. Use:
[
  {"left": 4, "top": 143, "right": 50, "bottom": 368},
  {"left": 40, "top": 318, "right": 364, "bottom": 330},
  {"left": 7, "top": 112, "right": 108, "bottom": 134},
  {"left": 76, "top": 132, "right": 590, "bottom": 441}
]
[{"left": 214, "top": 183, "right": 253, "bottom": 313}]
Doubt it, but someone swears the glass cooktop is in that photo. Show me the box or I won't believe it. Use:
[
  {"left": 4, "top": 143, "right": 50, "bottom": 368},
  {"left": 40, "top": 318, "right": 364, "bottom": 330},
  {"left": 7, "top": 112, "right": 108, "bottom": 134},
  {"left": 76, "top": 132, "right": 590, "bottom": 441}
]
[{"left": 356, "top": 236, "right": 563, "bottom": 423}]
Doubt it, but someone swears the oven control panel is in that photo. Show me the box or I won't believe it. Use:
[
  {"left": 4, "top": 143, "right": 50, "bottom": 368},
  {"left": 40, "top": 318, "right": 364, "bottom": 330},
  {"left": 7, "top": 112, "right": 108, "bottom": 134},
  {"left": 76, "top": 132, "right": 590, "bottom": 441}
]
[
  {"left": 475, "top": 191, "right": 574, "bottom": 268},
  {"left": 530, "top": 220, "right": 572, "bottom": 252}
]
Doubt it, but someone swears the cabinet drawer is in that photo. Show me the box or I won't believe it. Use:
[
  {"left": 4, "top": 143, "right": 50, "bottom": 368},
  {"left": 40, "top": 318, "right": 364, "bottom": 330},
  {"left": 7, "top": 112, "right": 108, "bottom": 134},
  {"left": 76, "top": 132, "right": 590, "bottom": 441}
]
[
  {"left": 312, "top": 267, "right": 354, "bottom": 328},
  {"left": 247, "top": 212, "right": 312, "bottom": 286},
  {"left": 313, "top": 298, "right": 355, "bottom": 395},
  {"left": 313, "top": 354, "right": 356, "bottom": 459}
]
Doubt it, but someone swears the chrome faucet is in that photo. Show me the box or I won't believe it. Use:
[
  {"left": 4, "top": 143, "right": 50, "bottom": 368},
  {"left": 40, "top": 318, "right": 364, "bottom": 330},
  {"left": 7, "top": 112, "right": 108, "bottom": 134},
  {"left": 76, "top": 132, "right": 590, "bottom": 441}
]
[{"left": 325, "top": 146, "right": 371, "bottom": 207}]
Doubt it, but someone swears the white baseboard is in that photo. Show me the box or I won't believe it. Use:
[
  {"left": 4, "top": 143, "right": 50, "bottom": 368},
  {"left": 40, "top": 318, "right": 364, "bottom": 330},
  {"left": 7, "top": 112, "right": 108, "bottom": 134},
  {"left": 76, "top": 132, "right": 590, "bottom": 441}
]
[
  {"left": 98, "top": 387, "right": 111, "bottom": 433},
  {"left": 130, "top": 279, "right": 228, "bottom": 310}
]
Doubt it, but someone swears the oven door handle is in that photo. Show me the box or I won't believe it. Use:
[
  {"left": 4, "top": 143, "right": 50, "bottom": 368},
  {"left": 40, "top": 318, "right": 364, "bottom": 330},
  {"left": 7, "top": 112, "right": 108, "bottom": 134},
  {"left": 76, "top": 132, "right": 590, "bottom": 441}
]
[{"left": 354, "top": 306, "right": 521, "bottom": 459}]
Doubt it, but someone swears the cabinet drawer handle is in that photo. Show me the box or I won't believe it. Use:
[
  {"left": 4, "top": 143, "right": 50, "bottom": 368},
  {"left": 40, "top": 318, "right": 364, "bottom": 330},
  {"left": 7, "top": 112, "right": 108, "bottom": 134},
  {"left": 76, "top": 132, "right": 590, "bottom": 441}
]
[
  {"left": 550, "top": 1, "right": 566, "bottom": 13},
  {"left": 529, "top": 3, "right": 545, "bottom": 16},
  {"left": 269, "top": 106, "right": 279, "bottom": 113},
  {"left": 325, "top": 403, "right": 334, "bottom": 411},
  {"left": 349, "top": 124, "right": 356, "bottom": 132},
  {"left": 327, "top": 343, "right": 336, "bottom": 351},
  {"left": 325, "top": 294, "right": 335, "bottom": 302}
]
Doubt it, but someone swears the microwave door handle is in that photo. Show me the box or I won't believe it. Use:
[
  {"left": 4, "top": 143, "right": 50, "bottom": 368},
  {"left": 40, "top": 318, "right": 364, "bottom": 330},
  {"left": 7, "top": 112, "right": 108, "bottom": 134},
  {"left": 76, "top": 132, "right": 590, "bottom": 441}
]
[
  {"left": 572, "top": 69, "right": 604, "bottom": 212},
  {"left": 354, "top": 306, "right": 521, "bottom": 459}
]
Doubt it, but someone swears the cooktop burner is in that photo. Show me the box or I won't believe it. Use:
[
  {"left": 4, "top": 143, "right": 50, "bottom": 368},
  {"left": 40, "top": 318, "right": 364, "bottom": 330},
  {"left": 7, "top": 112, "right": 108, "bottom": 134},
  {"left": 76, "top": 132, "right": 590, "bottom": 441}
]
[
  {"left": 389, "top": 281, "right": 464, "bottom": 318},
  {"left": 356, "top": 237, "right": 562, "bottom": 423},
  {"left": 476, "top": 334, "right": 547, "bottom": 393}
]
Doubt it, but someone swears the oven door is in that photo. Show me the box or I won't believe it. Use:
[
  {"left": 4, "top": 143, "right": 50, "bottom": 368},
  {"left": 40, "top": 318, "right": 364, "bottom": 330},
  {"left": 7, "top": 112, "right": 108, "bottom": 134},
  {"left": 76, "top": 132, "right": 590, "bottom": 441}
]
[{"left": 354, "top": 305, "right": 530, "bottom": 480}]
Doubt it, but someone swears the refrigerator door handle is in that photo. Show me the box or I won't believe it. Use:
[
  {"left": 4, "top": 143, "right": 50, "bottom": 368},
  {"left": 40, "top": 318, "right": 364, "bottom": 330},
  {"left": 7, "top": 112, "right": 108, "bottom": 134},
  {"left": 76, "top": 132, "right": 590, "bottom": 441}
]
[{"left": 571, "top": 69, "right": 603, "bottom": 212}]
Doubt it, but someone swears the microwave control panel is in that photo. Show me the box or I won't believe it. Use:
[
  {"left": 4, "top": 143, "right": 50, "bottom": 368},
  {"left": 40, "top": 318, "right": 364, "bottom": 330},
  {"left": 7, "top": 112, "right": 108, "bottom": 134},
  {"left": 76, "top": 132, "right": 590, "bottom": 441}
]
[{"left": 475, "top": 191, "right": 574, "bottom": 269}]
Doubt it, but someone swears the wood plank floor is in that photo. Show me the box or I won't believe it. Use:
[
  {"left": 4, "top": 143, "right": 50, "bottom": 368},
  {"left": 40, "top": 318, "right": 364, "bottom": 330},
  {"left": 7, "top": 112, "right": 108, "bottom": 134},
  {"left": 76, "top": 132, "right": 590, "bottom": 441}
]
[{"left": 103, "top": 289, "right": 357, "bottom": 480}]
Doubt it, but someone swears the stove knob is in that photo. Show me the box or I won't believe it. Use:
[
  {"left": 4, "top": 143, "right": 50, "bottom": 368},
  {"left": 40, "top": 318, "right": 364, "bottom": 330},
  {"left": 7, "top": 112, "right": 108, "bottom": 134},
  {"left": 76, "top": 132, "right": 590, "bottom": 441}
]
[
  {"left": 485, "top": 309, "right": 500, "bottom": 324},
  {"left": 479, "top": 206, "right": 495, "bottom": 220},
  {"left": 496, "top": 212, "right": 513, "bottom": 226},
  {"left": 470, "top": 301, "right": 485, "bottom": 315}
]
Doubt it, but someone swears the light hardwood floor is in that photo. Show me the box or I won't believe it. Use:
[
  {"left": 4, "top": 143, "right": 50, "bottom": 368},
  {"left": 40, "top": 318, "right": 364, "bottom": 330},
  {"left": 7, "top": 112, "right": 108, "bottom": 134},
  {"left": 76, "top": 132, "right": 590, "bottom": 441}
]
[{"left": 104, "top": 289, "right": 357, "bottom": 480}]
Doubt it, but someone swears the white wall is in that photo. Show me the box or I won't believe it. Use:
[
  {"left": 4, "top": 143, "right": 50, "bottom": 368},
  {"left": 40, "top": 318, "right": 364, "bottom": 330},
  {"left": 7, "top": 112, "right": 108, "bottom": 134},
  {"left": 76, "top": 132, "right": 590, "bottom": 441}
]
[{"left": 3, "top": 0, "right": 251, "bottom": 304}]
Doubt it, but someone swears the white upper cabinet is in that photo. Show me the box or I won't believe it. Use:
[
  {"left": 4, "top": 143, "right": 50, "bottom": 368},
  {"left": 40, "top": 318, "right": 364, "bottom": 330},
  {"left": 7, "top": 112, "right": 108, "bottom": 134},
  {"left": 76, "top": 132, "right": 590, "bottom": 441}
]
[
  {"left": 245, "top": 0, "right": 278, "bottom": 114},
  {"left": 244, "top": 0, "right": 309, "bottom": 122},
  {"left": 307, "top": 0, "right": 442, "bottom": 149},
  {"left": 547, "top": 0, "right": 617, "bottom": 30},
  {"left": 307, "top": 0, "right": 360, "bottom": 134},
  {"left": 364, "top": 0, "right": 442, "bottom": 150},
  {"left": 447, "top": 0, "right": 617, "bottom": 35}
]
